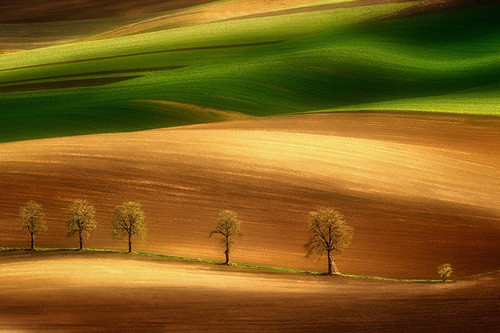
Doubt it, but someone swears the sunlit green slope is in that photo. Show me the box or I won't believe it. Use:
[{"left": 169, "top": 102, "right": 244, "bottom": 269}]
[{"left": 0, "top": 1, "right": 499, "bottom": 142}]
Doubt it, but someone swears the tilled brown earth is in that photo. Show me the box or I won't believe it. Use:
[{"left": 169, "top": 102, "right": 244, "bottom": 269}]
[
  {"left": 385, "top": 0, "right": 498, "bottom": 19},
  {"left": 0, "top": 251, "right": 498, "bottom": 331},
  {"left": 0, "top": 112, "right": 499, "bottom": 279},
  {"left": 0, "top": 0, "right": 218, "bottom": 23}
]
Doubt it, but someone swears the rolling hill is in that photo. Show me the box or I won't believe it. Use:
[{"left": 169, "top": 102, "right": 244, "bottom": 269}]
[
  {"left": 1, "top": 251, "right": 499, "bottom": 331},
  {"left": 0, "top": 0, "right": 499, "bottom": 142},
  {"left": 1, "top": 112, "right": 499, "bottom": 279},
  {"left": 0, "top": 2, "right": 499, "bottom": 330}
]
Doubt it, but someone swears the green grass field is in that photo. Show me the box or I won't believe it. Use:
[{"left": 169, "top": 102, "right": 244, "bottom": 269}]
[{"left": 0, "top": 1, "right": 499, "bottom": 143}]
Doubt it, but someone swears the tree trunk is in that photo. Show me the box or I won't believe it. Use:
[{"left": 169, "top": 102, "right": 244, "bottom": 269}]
[
  {"left": 224, "top": 239, "right": 229, "bottom": 264},
  {"left": 327, "top": 249, "right": 332, "bottom": 275},
  {"left": 79, "top": 231, "right": 83, "bottom": 250},
  {"left": 30, "top": 233, "right": 34, "bottom": 250},
  {"left": 128, "top": 233, "right": 132, "bottom": 253},
  {"left": 331, "top": 256, "right": 340, "bottom": 275}
]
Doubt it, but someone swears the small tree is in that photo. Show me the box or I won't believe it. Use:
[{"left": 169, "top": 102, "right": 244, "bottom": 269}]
[
  {"left": 210, "top": 210, "right": 241, "bottom": 264},
  {"left": 19, "top": 201, "right": 47, "bottom": 250},
  {"left": 66, "top": 200, "right": 97, "bottom": 250},
  {"left": 438, "top": 263, "right": 453, "bottom": 282},
  {"left": 305, "top": 208, "right": 353, "bottom": 275},
  {"left": 111, "top": 202, "right": 145, "bottom": 253}
]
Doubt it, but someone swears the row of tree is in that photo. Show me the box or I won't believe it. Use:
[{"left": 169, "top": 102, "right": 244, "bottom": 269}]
[
  {"left": 18, "top": 200, "right": 354, "bottom": 275},
  {"left": 20, "top": 200, "right": 144, "bottom": 253},
  {"left": 16, "top": 200, "right": 455, "bottom": 279}
]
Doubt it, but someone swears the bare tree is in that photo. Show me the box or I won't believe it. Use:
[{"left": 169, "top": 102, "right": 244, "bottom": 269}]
[
  {"left": 438, "top": 263, "right": 453, "bottom": 281},
  {"left": 19, "top": 201, "right": 47, "bottom": 250},
  {"left": 111, "top": 201, "right": 146, "bottom": 253},
  {"left": 66, "top": 200, "right": 97, "bottom": 250},
  {"left": 210, "top": 210, "right": 241, "bottom": 264},
  {"left": 305, "top": 208, "right": 353, "bottom": 275}
]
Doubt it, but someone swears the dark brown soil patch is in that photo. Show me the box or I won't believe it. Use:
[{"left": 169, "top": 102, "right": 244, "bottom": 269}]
[
  {"left": 384, "top": 0, "right": 498, "bottom": 19},
  {"left": 0, "top": 0, "right": 218, "bottom": 24},
  {"left": 0, "top": 76, "right": 140, "bottom": 93}
]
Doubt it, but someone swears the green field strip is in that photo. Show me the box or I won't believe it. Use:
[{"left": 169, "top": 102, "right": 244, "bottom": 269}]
[
  {"left": 0, "top": 3, "right": 405, "bottom": 70},
  {"left": 0, "top": 247, "right": 450, "bottom": 282},
  {"left": 0, "top": 2, "right": 499, "bottom": 143},
  {"left": 0, "top": 66, "right": 185, "bottom": 85},
  {"left": 0, "top": 76, "right": 142, "bottom": 94},
  {"left": 0, "top": 41, "right": 283, "bottom": 74}
]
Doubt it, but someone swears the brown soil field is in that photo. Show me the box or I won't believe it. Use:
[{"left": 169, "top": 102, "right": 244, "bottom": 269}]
[
  {"left": 0, "top": 0, "right": 218, "bottom": 23},
  {"left": 0, "top": 251, "right": 498, "bottom": 331},
  {"left": 0, "top": 112, "right": 499, "bottom": 279},
  {"left": 385, "top": 0, "right": 498, "bottom": 19},
  {"left": 0, "top": 16, "right": 144, "bottom": 53}
]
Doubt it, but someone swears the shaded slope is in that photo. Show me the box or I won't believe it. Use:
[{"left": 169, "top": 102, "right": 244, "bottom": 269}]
[
  {"left": 0, "top": 113, "right": 499, "bottom": 279},
  {"left": 386, "top": 0, "right": 498, "bottom": 18}
]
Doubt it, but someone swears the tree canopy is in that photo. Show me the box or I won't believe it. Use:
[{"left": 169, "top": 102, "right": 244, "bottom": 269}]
[
  {"left": 305, "top": 208, "right": 353, "bottom": 275},
  {"left": 111, "top": 201, "right": 146, "bottom": 253},
  {"left": 438, "top": 263, "right": 453, "bottom": 281},
  {"left": 66, "top": 199, "right": 97, "bottom": 249},
  {"left": 19, "top": 200, "right": 47, "bottom": 249},
  {"left": 210, "top": 210, "right": 241, "bottom": 264}
]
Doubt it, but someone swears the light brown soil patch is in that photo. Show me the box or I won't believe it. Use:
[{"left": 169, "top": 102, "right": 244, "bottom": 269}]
[
  {"left": 217, "top": 0, "right": 415, "bottom": 22},
  {"left": 0, "top": 112, "right": 499, "bottom": 279},
  {"left": 0, "top": 251, "right": 498, "bottom": 331},
  {"left": 0, "top": 76, "right": 141, "bottom": 94}
]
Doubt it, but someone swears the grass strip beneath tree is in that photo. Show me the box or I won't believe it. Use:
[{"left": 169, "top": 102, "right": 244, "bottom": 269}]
[{"left": 0, "top": 247, "right": 449, "bottom": 282}]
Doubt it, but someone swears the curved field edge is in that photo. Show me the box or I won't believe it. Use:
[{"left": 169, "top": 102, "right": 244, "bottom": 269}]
[
  {"left": 0, "top": 247, "right": 452, "bottom": 282},
  {"left": 1, "top": 3, "right": 500, "bottom": 142}
]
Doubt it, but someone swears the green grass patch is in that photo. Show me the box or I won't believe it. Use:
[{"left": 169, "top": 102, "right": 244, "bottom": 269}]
[
  {"left": 0, "top": 247, "right": 452, "bottom": 282},
  {"left": 228, "top": 262, "right": 323, "bottom": 275}
]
